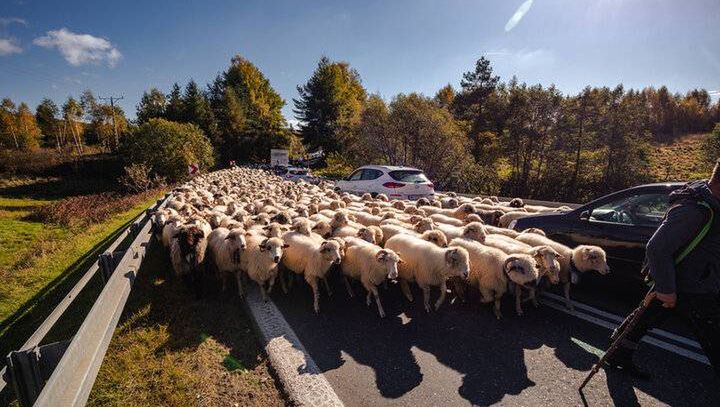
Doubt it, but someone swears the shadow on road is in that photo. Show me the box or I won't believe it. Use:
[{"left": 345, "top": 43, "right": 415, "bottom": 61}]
[{"left": 271, "top": 272, "right": 720, "bottom": 406}]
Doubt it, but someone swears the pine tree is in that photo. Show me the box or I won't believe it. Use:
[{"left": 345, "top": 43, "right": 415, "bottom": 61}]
[
  {"left": 136, "top": 88, "right": 166, "bottom": 124},
  {"left": 165, "top": 83, "right": 184, "bottom": 122},
  {"left": 36, "top": 98, "right": 59, "bottom": 147},
  {"left": 293, "top": 56, "right": 366, "bottom": 153}
]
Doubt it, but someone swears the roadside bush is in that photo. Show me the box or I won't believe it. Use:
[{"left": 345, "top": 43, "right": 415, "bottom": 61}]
[
  {"left": 313, "top": 152, "right": 353, "bottom": 179},
  {"left": 121, "top": 118, "right": 215, "bottom": 183},
  {"left": 118, "top": 163, "right": 166, "bottom": 193},
  {"left": 30, "top": 190, "right": 161, "bottom": 228}
]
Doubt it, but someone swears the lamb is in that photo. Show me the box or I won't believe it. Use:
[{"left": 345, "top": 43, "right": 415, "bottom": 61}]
[
  {"left": 207, "top": 227, "right": 248, "bottom": 293},
  {"left": 385, "top": 234, "right": 470, "bottom": 313},
  {"left": 241, "top": 234, "right": 288, "bottom": 301},
  {"left": 516, "top": 233, "right": 610, "bottom": 310},
  {"left": 161, "top": 215, "right": 185, "bottom": 248},
  {"left": 449, "top": 237, "right": 539, "bottom": 318},
  {"left": 280, "top": 234, "right": 343, "bottom": 313},
  {"left": 340, "top": 245, "right": 402, "bottom": 317}
]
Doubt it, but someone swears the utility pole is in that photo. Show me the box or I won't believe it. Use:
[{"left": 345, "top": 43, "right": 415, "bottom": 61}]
[{"left": 98, "top": 95, "right": 124, "bottom": 150}]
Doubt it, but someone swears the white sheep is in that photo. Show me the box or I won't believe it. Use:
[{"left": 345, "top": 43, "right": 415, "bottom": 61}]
[
  {"left": 207, "top": 227, "right": 248, "bottom": 293},
  {"left": 516, "top": 233, "right": 610, "bottom": 310},
  {"left": 242, "top": 233, "right": 288, "bottom": 301},
  {"left": 385, "top": 234, "right": 470, "bottom": 313},
  {"left": 340, "top": 245, "right": 401, "bottom": 317},
  {"left": 281, "top": 233, "right": 343, "bottom": 313}
]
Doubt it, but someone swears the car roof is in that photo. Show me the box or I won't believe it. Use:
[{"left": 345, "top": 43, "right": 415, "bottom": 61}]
[{"left": 357, "top": 165, "right": 423, "bottom": 172}]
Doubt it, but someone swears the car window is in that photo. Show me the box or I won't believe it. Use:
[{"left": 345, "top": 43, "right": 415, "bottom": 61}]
[
  {"left": 389, "top": 170, "right": 428, "bottom": 183},
  {"left": 590, "top": 193, "right": 669, "bottom": 226},
  {"left": 348, "top": 170, "right": 363, "bottom": 181},
  {"left": 361, "top": 169, "right": 383, "bottom": 180}
]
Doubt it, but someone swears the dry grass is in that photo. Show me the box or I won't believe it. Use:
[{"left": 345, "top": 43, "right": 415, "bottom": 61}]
[
  {"left": 648, "top": 134, "right": 713, "bottom": 182},
  {"left": 88, "top": 247, "right": 287, "bottom": 407},
  {"left": 28, "top": 189, "right": 164, "bottom": 228}
]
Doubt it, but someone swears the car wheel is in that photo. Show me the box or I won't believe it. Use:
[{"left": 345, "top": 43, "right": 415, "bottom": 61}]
[{"left": 370, "top": 192, "right": 378, "bottom": 198}]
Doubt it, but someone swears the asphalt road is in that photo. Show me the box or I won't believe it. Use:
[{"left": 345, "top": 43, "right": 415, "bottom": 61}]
[{"left": 270, "top": 273, "right": 719, "bottom": 406}]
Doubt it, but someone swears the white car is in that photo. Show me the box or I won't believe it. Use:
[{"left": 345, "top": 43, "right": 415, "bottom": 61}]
[
  {"left": 334, "top": 165, "right": 435, "bottom": 200},
  {"left": 276, "top": 166, "right": 317, "bottom": 183}
]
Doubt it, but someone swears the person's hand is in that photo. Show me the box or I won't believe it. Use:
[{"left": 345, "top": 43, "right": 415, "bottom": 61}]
[{"left": 656, "top": 292, "right": 677, "bottom": 308}]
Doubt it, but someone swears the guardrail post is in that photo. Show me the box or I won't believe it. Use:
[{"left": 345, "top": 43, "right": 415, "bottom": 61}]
[
  {"left": 98, "top": 250, "right": 126, "bottom": 284},
  {"left": 4, "top": 340, "right": 71, "bottom": 407}
]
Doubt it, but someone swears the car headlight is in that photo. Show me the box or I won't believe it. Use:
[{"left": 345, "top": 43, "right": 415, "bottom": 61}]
[{"left": 508, "top": 220, "right": 518, "bottom": 230}]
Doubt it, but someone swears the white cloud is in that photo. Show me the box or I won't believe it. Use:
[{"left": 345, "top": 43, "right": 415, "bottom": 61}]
[
  {"left": 0, "top": 17, "right": 27, "bottom": 27},
  {"left": 33, "top": 28, "right": 122, "bottom": 67},
  {"left": 484, "top": 48, "right": 555, "bottom": 68},
  {"left": 709, "top": 90, "right": 720, "bottom": 97},
  {"left": 505, "top": 0, "right": 534, "bottom": 32},
  {"left": 0, "top": 38, "right": 22, "bottom": 55}
]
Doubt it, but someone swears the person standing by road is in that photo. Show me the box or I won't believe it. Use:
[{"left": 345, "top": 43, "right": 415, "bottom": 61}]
[{"left": 605, "top": 159, "right": 720, "bottom": 377}]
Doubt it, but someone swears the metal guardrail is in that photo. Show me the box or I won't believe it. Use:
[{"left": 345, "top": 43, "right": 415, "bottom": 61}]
[{"left": 1, "top": 196, "right": 167, "bottom": 407}]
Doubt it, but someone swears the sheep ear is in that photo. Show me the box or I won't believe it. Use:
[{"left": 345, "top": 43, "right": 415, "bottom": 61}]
[
  {"left": 375, "top": 250, "right": 387, "bottom": 261},
  {"left": 282, "top": 244, "right": 290, "bottom": 249},
  {"left": 398, "top": 258, "right": 405, "bottom": 264}
]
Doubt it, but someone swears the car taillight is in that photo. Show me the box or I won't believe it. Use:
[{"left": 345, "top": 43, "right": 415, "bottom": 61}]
[
  {"left": 383, "top": 182, "right": 405, "bottom": 189},
  {"left": 427, "top": 183, "right": 434, "bottom": 189}
]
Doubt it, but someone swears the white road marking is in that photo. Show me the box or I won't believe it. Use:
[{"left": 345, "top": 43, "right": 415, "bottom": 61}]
[{"left": 539, "top": 296, "right": 710, "bottom": 366}]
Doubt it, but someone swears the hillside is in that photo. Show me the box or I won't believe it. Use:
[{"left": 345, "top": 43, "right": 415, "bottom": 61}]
[{"left": 648, "top": 134, "right": 713, "bottom": 182}]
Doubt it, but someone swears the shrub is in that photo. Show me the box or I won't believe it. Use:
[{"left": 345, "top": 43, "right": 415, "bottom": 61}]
[
  {"left": 121, "top": 119, "right": 215, "bottom": 182},
  {"left": 313, "top": 152, "right": 354, "bottom": 179},
  {"left": 30, "top": 190, "right": 161, "bottom": 228},
  {"left": 703, "top": 123, "right": 720, "bottom": 166},
  {"left": 118, "top": 163, "right": 166, "bottom": 193}
]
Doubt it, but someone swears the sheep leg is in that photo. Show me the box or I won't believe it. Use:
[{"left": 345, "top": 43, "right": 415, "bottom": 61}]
[
  {"left": 344, "top": 277, "right": 355, "bottom": 298},
  {"left": 563, "top": 282, "right": 574, "bottom": 311},
  {"left": 493, "top": 294, "right": 503, "bottom": 320},
  {"left": 287, "top": 271, "right": 295, "bottom": 291},
  {"left": 434, "top": 280, "right": 447, "bottom": 311},
  {"left": 267, "top": 275, "right": 276, "bottom": 294},
  {"left": 278, "top": 271, "right": 288, "bottom": 294},
  {"left": 399, "top": 280, "right": 414, "bottom": 302},
  {"left": 307, "top": 276, "right": 320, "bottom": 314},
  {"left": 529, "top": 288, "right": 539, "bottom": 308},
  {"left": 322, "top": 277, "right": 333, "bottom": 297},
  {"left": 421, "top": 285, "right": 432, "bottom": 313},
  {"left": 221, "top": 272, "right": 228, "bottom": 292},
  {"left": 515, "top": 285, "right": 524, "bottom": 316},
  {"left": 235, "top": 271, "right": 245, "bottom": 299},
  {"left": 367, "top": 284, "right": 385, "bottom": 318},
  {"left": 260, "top": 283, "right": 267, "bottom": 302}
]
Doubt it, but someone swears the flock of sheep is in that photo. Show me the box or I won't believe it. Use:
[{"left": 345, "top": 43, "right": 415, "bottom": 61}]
[{"left": 151, "top": 167, "right": 610, "bottom": 319}]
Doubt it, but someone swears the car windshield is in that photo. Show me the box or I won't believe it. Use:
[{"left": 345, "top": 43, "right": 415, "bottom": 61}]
[{"left": 389, "top": 170, "right": 428, "bottom": 183}]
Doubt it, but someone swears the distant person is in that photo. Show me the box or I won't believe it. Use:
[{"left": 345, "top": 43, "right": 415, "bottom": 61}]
[{"left": 606, "top": 159, "right": 720, "bottom": 377}]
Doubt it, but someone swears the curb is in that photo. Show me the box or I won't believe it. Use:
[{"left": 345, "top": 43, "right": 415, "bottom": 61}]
[{"left": 243, "top": 286, "right": 344, "bottom": 407}]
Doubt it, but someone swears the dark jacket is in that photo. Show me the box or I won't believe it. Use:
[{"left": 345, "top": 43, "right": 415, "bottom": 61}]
[{"left": 647, "top": 180, "right": 720, "bottom": 295}]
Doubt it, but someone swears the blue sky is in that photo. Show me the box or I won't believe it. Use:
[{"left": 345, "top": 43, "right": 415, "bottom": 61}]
[{"left": 0, "top": 0, "right": 718, "bottom": 122}]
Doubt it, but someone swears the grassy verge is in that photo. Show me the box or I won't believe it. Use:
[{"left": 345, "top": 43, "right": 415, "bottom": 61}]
[
  {"left": 0, "top": 192, "right": 162, "bottom": 360},
  {"left": 88, "top": 246, "right": 287, "bottom": 407}
]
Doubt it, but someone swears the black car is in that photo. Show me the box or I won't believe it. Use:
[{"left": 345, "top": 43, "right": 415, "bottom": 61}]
[{"left": 511, "top": 182, "right": 685, "bottom": 281}]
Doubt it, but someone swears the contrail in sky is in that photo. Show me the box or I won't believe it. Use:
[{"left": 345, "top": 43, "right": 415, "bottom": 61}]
[{"left": 505, "top": 0, "right": 534, "bottom": 32}]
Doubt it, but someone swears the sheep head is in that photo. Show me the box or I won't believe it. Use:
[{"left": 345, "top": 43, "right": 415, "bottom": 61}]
[
  {"left": 421, "top": 230, "right": 448, "bottom": 248},
  {"left": 319, "top": 240, "right": 342, "bottom": 265},
  {"left": 260, "top": 237, "right": 287, "bottom": 264},
  {"left": 503, "top": 255, "right": 540, "bottom": 287},
  {"left": 462, "top": 222, "right": 487, "bottom": 243},
  {"left": 444, "top": 247, "right": 470, "bottom": 280},
  {"left": 376, "top": 249, "right": 401, "bottom": 280},
  {"left": 573, "top": 246, "right": 610, "bottom": 275},
  {"left": 530, "top": 246, "right": 561, "bottom": 284}
]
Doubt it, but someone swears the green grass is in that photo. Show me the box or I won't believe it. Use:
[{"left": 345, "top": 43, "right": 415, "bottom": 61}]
[{"left": 87, "top": 247, "right": 286, "bottom": 407}]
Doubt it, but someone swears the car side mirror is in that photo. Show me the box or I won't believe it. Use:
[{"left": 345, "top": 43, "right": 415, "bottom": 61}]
[{"left": 579, "top": 210, "right": 590, "bottom": 221}]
